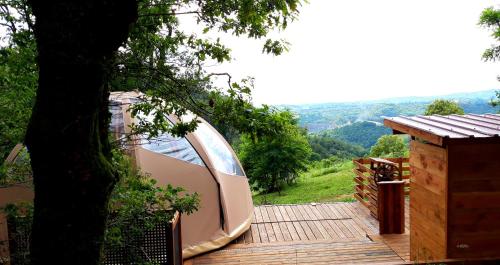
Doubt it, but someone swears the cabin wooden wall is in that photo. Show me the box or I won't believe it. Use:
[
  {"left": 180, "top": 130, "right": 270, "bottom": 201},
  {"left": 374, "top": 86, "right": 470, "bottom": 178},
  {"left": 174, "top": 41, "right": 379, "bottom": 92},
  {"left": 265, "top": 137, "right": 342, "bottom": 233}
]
[
  {"left": 447, "top": 142, "right": 500, "bottom": 258},
  {"left": 409, "top": 140, "right": 448, "bottom": 261}
]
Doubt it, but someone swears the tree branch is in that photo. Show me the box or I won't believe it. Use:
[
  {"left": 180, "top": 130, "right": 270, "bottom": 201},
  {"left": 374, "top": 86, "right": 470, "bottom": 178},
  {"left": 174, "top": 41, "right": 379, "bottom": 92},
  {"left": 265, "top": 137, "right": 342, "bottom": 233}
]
[{"left": 139, "top": 10, "right": 201, "bottom": 17}]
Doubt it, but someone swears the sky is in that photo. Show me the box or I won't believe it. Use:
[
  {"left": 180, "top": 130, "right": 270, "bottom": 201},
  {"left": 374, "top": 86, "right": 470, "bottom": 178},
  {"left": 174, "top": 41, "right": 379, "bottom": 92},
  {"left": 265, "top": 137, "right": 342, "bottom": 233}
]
[{"left": 206, "top": 0, "right": 500, "bottom": 105}]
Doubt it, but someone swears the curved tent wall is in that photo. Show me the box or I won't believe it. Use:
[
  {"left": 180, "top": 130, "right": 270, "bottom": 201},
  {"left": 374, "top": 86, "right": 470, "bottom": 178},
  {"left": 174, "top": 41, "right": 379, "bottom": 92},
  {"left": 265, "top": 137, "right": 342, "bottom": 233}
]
[{"left": 109, "top": 92, "right": 253, "bottom": 258}]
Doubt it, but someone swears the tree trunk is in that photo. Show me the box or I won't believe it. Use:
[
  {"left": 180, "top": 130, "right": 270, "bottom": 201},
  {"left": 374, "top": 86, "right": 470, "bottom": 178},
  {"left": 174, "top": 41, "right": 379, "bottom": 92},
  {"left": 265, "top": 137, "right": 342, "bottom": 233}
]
[{"left": 25, "top": 1, "right": 137, "bottom": 264}]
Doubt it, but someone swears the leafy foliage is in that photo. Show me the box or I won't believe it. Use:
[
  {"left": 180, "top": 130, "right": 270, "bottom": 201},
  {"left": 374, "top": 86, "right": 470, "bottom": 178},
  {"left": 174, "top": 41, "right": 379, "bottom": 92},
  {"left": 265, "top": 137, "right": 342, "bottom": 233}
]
[
  {"left": 0, "top": 0, "right": 304, "bottom": 158},
  {"left": 110, "top": 0, "right": 303, "bottom": 139},
  {"left": 424, "top": 99, "right": 465, "bottom": 115},
  {"left": 323, "top": 121, "right": 391, "bottom": 149},
  {"left": 0, "top": 10, "right": 37, "bottom": 160},
  {"left": 479, "top": 7, "right": 500, "bottom": 62},
  {"left": 491, "top": 91, "right": 500, "bottom": 113},
  {"left": 307, "top": 134, "right": 366, "bottom": 161},
  {"left": 478, "top": 7, "right": 500, "bottom": 112},
  {"left": 0, "top": 147, "right": 32, "bottom": 186},
  {"left": 369, "top": 135, "right": 408, "bottom": 158},
  {"left": 104, "top": 150, "right": 199, "bottom": 263},
  {"left": 238, "top": 110, "right": 311, "bottom": 193}
]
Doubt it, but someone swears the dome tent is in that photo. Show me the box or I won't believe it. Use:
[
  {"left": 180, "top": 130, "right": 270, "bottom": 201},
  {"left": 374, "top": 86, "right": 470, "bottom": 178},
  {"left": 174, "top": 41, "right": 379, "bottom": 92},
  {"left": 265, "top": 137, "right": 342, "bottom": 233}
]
[{"left": 109, "top": 92, "right": 253, "bottom": 258}]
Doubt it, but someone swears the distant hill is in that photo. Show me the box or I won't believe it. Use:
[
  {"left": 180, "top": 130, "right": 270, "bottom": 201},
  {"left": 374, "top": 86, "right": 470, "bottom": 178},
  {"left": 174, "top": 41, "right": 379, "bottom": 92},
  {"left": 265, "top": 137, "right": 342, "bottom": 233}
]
[
  {"left": 307, "top": 134, "right": 366, "bottom": 161},
  {"left": 281, "top": 89, "right": 497, "bottom": 133},
  {"left": 324, "top": 121, "right": 392, "bottom": 149}
]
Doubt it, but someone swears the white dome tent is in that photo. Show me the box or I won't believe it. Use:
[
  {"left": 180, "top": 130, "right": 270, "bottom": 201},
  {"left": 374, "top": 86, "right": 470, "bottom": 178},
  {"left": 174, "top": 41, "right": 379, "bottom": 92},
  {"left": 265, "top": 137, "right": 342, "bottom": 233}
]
[{"left": 109, "top": 92, "right": 253, "bottom": 258}]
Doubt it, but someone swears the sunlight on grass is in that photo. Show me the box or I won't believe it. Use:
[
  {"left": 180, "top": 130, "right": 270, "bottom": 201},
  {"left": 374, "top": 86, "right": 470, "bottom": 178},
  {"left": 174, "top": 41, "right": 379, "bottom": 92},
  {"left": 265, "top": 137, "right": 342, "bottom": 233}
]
[{"left": 252, "top": 161, "right": 356, "bottom": 205}]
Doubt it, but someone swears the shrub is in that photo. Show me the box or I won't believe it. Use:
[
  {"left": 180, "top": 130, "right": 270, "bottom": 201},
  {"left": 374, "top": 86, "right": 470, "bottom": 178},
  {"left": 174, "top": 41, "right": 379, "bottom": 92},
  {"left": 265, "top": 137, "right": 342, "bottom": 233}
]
[
  {"left": 424, "top": 99, "right": 464, "bottom": 115},
  {"left": 369, "top": 135, "right": 408, "bottom": 158},
  {"left": 238, "top": 110, "right": 311, "bottom": 193}
]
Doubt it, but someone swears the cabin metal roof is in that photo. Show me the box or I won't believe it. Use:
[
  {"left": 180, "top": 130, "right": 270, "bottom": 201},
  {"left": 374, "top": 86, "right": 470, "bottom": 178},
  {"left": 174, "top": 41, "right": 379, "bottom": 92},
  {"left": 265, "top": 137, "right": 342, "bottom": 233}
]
[{"left": 383, "top": 114, "right": 500, "bottom": 146}]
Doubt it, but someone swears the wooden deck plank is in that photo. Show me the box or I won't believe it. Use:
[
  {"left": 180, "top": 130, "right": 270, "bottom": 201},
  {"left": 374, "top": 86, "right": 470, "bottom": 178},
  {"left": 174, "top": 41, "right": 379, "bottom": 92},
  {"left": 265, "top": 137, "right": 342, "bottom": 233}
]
[
  {"left": 319, "top": 219, "right": 340, "bottom": 239},
  {"left": 273, "top": 205, "right": 285, "bottom": 222},
  {"left": 279, "top": 205, "right": 292, "bottom": 221},
  {"left": 260, "top": 206, "right": 271, "bottom": 222},
  {"left": 312, "top": 220, "right": 330, "bottom": 239},
  {"left": 346, "top": 202, "right": 379, "bottom": 234},
  {"left": 339, "top": 203, "right": 374, "bottom": 236},
  {"left": 341, "top": 219, "right": 364, "bottom": 238},
  {"left": 298, "top": 205, "right": 326, "bottom": 240},
  {"left": 250, "top": 223, "right": 260, "bottom": 243},
  {"left": 289, "top": 204, "right": 304, "bottom": 221},
  {"left": 325, "top": 203, "right": 345, "bottom": 219},
  {"left": 298, "top": 221, "right": 316, "bottom": 240},
  {"left": 264, "top": 222, "right": 277, "bottom": 242},
  {"left": 316, "top": 203, "right": 335, "bottom": 219},
  {"left": 296, "top": 204, "right": 310, "bottom": 220},
  {"left": 333, "top": 218, "right": 355, "bottom": 238},
  {"left": 278, "top": 205, "right": 291, "bottom": 222},
  {"left": 191, "top": 202, "right": 412, "bottom": 265},
  {"left": 265, "top": 206, "right": 277, "bottom": 222},
  {"left": 309, "top": 204, "right": 327, "bottom": 220},
  {"left": 257, "top": 223, "right": 269, "bottom": 243},
  {"left": 191, "top": 239, "right": 403, "bottom": 265},
  {"left": 291, "top": 221, "right": 309, "bottom": 240},
  {"left": 242, "top": 226, "right": 253, "bottom": 244},
  {"left": 304, "top": 204, "right": 321, "bottom": 219},
  {"left": 271, "top": 222, "right": 285, "bottom": 242},
  {"left": 278, "top": 221, "right": 293, "bottom": 241},
  {"left": 253, "top": 206, "right": 264, "bottom": 223},
  {"left": 327, "top": 219, "right": 349, "bottom": 239}
]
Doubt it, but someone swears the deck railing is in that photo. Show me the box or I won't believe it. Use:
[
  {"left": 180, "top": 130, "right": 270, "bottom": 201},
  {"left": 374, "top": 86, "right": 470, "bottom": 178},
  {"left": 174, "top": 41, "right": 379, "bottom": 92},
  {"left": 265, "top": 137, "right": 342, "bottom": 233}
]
[{"left": 353, "top": 157, "right": 410, "bottom": 217}]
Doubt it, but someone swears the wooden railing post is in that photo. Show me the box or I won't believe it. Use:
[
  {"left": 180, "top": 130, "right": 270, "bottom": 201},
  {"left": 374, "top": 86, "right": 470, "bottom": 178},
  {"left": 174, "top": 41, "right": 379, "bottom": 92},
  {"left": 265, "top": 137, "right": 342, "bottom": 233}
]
[{"left": 377, "top": 180, "right": 405, "bottom": 234}]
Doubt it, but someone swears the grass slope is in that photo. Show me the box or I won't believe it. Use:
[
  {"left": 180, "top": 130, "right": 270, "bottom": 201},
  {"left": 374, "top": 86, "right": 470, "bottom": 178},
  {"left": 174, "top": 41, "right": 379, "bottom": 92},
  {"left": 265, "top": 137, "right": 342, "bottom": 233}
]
[{"left": 252, "top": 160, "right": 355, "bottom": 205}]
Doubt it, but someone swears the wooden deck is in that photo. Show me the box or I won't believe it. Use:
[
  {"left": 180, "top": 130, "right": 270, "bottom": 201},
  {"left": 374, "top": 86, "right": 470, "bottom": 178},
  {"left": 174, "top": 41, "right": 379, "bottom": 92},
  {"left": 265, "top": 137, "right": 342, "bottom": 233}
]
[{"left": 187, "top": 201, "right": 410, "bottom": 264}]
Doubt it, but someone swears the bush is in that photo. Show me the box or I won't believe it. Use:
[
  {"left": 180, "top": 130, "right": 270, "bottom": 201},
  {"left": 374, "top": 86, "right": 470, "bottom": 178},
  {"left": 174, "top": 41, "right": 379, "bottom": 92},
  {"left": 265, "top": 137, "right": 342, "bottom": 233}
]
[
  {"left": 369, "top": 135, "right": 408, "bottom": 158},
  {"left": 238, "top": 110, "right": 312, "bottom": 193},
  {"left": 104, "top": 150, "right": 200, "bottom": 259},
  {"left": 0, "top": 147, "right": 32, "bottom": 187},
  {"left": 424, "top": 99, "right": 464, "bottom": 115}
]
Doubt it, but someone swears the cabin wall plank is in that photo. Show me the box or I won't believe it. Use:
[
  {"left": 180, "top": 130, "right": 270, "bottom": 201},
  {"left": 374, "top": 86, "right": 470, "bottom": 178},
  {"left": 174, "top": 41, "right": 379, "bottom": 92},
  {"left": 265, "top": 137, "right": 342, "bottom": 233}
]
[{"left": 409, "top": 140, "right": 448, "bottom": 261}]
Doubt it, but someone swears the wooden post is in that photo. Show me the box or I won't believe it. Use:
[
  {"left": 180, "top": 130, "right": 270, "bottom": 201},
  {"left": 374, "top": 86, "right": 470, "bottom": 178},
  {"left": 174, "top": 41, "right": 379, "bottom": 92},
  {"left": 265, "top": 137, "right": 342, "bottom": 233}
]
[
  {"left": 167, "top": 211, "right": 183, "bottom": 265},
  {"left": 377, "top": 180, "right": 405, "bottom": 234}
]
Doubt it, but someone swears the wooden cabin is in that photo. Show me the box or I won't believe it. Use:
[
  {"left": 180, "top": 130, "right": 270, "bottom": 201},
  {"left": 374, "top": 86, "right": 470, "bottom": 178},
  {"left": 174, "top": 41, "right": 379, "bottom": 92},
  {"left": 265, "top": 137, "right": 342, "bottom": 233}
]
[{"left": 384, "top": 114, "right": 500, "bottom": 261}]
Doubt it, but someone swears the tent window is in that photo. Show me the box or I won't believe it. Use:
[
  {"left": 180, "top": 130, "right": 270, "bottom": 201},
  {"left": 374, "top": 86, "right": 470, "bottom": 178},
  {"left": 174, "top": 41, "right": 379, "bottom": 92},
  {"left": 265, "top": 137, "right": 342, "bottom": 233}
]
[
  {"left": 195, "top": 123, "right": 244, "bottom": 176},
  {"left": 109, "top": 102, "right": 125, "bottom": 140},
  {"left": 141, "top": 132, "right": 205, "bottom": 167}
]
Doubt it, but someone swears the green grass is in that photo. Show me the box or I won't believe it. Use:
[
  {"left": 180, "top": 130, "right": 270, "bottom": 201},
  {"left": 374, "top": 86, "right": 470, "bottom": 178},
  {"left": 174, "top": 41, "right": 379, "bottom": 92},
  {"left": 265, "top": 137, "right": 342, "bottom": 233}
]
[{"left": 252, "top": 160, "right": 356, "bottom": 205}]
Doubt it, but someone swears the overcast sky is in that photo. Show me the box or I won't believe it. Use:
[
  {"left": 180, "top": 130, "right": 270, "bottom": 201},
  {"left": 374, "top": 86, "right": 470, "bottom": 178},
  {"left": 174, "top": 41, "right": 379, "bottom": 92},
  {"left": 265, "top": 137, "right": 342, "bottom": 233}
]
[{"left": 207, "top": 0, "right": 500, "bottom": 105}]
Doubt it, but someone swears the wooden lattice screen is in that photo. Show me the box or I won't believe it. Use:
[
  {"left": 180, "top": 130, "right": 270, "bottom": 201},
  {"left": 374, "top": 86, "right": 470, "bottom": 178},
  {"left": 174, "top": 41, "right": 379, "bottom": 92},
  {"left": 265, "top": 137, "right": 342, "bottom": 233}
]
[{"left": 353, "top": 157, "right": 410, "bottom": 219}]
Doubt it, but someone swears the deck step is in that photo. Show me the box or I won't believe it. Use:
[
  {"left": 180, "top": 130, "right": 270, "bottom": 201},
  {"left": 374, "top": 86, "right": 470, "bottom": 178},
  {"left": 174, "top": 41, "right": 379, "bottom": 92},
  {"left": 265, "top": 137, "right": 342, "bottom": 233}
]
[{"left": 191, "top": 239, "right": 403, "bottom": 264}]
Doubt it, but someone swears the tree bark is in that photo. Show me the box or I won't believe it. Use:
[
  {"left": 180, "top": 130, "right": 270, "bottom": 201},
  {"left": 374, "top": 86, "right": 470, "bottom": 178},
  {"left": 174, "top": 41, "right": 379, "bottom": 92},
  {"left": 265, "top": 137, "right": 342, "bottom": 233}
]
[{"left": 25, "top": 1, "right": 137, "bottom": 264}]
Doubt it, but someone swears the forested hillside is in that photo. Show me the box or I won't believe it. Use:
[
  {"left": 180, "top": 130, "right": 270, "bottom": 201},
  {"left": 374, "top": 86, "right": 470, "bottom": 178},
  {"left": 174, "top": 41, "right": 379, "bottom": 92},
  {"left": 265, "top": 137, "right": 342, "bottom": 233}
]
[
  {"left": 324, "top": 122, "right": 392, "bottom": 149},
  {"left": 308, "top": 134, "right": 366, "bottom": 161},
  {"left": 283, "top": 90, "right": 497, "bottom": 133}
]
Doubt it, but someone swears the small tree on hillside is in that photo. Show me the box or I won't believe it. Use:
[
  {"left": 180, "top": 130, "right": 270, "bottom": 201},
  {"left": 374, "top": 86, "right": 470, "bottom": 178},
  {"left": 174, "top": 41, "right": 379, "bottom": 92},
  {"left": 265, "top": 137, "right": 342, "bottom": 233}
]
[
  {"left": 238, "top": 110, "right": 311, "bottom": 193},
  {"left": 369, "top": 135, "right": 407, "bottom": 158},
  {"left": 479, "top": 7, "right": 500, "bottom": 113},
  {"left": 424, "top": 99, "right": 464, "bottom": 115},
  {"left": 491, "top": 91, "right": 500, "bottom": 113}
]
